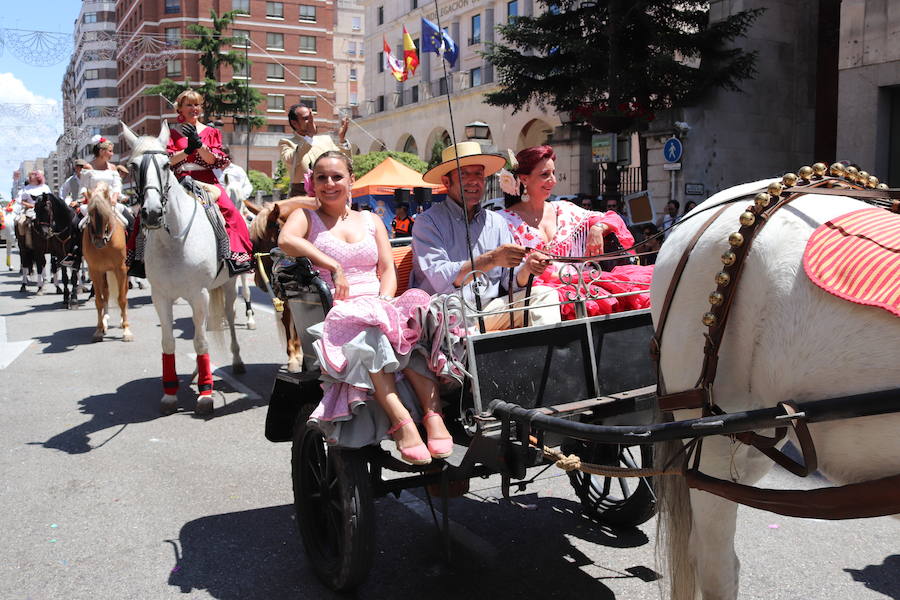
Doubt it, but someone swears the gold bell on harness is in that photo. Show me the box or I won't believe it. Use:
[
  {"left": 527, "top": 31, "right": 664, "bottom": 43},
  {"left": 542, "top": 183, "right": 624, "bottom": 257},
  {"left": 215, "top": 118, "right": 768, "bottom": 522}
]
[
  {"left": 702, "top": 312, "right": 717, "bottom": 327},
  {"left": 798, "top": 166, "right": 814, "bottom": 180},
  {"left": 829, "top": 162, "right": 846, "bottom": 177},
  {"left": 739, "top": 212, "right": 756, "bottom": 227},
  {"left": 721, "top": 251, "right": 736, "bottom": 266},
  {"left": 812, "top": 162, "right": 828, "bottom": 177},
  {"left": 715, "top": 271, "right": 731, "bottom": 286},
  {"left": 728, "top": 232, "right": 744, "bottom": 247},
  {"left": 782, "top": 173, "right": 798, "bottom": 187},
  {"left": 754, "top": 193, "right": 771, "bottom": 208},
  {"left": 708, "top": 291, "right": 724, "bottom": 306}
]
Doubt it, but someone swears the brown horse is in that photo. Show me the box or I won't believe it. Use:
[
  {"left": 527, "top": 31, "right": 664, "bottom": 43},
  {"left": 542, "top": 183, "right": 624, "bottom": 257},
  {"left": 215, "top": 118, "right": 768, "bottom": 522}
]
[
  {"left": 82, "top": 184, "right": 132, "bottom": 342},
  {"left": 246, "top": 199, "right": 315, "bottom": 372}
]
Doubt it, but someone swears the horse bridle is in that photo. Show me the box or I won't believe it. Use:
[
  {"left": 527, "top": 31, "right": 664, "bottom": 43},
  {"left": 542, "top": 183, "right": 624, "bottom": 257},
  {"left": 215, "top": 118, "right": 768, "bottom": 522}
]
[{"left": 131, "top": 150, "right": 174, "bottom": 228}]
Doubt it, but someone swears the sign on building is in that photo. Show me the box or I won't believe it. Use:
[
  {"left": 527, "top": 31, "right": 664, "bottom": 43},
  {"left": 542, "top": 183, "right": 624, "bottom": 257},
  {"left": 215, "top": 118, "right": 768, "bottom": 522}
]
[{"left": 591, "top": 133, "right": 617, "bottom": 164}]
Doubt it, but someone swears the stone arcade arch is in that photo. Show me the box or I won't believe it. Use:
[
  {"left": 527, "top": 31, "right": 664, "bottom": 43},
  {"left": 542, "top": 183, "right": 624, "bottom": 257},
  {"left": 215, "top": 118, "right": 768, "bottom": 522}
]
[{"left": 516, "top": 118, "right": 554, "bottom": 150}]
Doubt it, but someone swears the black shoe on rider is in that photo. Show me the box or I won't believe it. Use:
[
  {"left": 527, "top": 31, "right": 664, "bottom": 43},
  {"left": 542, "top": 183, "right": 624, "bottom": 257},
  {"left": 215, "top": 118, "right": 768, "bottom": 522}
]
[{"left": 226, "top": 259, "right": 252, "bottom": 277}]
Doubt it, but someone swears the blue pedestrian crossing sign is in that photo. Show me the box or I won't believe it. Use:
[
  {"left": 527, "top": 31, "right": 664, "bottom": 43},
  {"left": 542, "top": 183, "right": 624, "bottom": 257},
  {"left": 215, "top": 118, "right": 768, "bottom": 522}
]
[{"left": 663, "top": 137, "right": 683, "bottom": 163}]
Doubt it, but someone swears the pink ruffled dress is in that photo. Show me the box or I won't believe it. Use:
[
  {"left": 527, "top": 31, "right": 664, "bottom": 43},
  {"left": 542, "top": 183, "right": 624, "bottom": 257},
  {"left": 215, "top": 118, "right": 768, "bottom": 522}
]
[
  {"left": 305, "top": 210, "right": 433, "bottom": 447},
  {"left": 499, "top": 202, "right": 653, "bottom": 319}
]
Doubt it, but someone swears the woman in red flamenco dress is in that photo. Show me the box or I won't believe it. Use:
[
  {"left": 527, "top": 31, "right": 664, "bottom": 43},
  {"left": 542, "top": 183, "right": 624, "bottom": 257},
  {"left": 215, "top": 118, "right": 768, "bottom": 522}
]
[
  {"left": 498, "top": 145, "right": 653, "bottom": 319},
  {"left": 167, "top": 89, "right": 253, "bottom": 275}
]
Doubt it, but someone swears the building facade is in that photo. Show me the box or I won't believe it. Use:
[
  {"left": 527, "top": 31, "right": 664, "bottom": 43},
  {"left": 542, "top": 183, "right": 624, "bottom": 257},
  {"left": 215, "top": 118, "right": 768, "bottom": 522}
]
[
  {"left": 115, "top": 0, "right": 337, "bottom": 176},
  {"left": 333, "top": 0, "right": 366, "bottom": 123},
  {"left": 836, "top": 0, "right": 900, "bottom": 186},
  {"left": 636, "top": 0, "right": 828, "bottom": 216},
  {"left": 63, "top": 0, "right": 120, "bottom": 162},
  {"left": 356, "top": 0, "right": 560, "bottom": 186}
]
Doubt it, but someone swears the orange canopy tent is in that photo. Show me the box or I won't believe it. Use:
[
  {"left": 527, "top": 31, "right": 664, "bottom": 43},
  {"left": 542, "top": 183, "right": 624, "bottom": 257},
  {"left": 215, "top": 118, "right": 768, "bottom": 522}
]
[{"left": 351, "top": 157, "right": 446, "bottom": 199}]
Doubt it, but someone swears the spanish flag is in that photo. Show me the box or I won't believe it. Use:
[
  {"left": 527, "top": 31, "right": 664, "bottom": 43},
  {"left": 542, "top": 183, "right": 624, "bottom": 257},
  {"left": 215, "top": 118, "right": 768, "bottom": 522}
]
[{"left": 402, "top": 26, "right": 419, "bottom": 77}]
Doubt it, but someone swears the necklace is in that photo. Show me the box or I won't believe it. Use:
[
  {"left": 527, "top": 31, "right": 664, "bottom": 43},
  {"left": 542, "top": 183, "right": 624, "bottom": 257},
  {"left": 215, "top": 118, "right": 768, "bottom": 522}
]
[{"left": 318, "top": 207, "right": 350, "bottom": 222}]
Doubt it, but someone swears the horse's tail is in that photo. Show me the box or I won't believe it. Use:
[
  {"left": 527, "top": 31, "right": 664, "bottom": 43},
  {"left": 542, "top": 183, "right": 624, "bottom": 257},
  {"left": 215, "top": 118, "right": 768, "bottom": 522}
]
[
  {"left": 655, "top": 439, "right": 698, "bottom": 600},
  {"left": 207, "top": 285, "right": 227, "bottom": 332}
]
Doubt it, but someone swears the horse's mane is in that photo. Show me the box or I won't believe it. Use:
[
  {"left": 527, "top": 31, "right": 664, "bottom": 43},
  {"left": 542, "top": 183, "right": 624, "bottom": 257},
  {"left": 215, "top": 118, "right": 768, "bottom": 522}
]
[
  {"left": 129, "top": 134, "right": 166, "bottom": 159},
  {"left": 249, "top": 203, "right": 279, "bottom": 244},
  {"left": 35, "top": 192, "right": 74, "bottom": 232},
  {"left": 87, "top": 183, "right": 117, "bottom": 226}
]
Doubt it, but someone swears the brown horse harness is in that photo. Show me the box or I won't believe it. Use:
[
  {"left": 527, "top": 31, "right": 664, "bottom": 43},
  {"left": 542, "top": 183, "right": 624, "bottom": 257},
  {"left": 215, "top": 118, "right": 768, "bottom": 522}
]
[{"left": 652, "top": 163, "right": 900, "bottom": 519}]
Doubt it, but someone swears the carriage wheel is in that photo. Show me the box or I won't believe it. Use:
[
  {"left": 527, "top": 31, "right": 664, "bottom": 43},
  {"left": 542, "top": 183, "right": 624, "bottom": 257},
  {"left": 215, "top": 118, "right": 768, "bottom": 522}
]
[
  {"left": 563, "top": 441, "right": 656, "bottom": 528},
  {"left": 292, "top": 422, "right": 375, "bottom": 591}
]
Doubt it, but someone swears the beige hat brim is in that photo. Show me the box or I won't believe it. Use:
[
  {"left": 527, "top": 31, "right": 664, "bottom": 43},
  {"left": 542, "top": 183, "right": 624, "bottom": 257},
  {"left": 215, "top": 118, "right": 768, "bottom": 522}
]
[{"left": 422, "top": 153, "right": 507, "bottom": 184}]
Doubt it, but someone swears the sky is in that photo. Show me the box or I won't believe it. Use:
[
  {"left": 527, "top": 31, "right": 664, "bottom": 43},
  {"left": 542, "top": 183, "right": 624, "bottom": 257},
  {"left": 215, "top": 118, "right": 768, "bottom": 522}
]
[{"left": 0, "top": 1, "right": 81, "bottom": 199}]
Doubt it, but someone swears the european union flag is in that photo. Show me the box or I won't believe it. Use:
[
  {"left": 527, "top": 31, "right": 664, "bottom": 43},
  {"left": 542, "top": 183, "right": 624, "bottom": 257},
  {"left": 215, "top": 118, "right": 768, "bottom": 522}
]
[{"left": 421, "top": 17, "right": 458, "bottom": 67}]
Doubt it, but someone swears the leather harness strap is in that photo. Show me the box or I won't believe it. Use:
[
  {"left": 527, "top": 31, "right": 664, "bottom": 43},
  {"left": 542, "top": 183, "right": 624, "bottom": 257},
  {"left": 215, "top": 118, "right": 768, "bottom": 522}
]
[{"left": 651, "top": 204, "right": 731, "bottom": 405}]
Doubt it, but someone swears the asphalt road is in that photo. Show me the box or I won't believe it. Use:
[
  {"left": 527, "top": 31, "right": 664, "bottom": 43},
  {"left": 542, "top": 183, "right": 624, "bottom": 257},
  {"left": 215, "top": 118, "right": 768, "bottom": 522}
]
[{"left": 0, "top": 252, "right": 897, "bottom": 600}]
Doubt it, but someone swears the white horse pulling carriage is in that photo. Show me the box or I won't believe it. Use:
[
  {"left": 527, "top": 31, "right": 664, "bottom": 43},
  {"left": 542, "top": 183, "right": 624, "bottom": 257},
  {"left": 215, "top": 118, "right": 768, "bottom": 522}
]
[{"left": 262, "top": 160, "right": 900, "bottom": 598}]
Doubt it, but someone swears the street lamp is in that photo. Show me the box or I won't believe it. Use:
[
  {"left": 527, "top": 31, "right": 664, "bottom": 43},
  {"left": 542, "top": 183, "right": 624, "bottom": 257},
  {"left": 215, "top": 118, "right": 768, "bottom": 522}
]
[{"left": 464, "top": 121, "right": 490, "bottom": 140}]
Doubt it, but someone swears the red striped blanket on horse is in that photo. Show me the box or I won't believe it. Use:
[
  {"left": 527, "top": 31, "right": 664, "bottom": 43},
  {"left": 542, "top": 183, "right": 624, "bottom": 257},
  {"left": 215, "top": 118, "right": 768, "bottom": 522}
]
[{"left": 804, "top": 207, "right": 900, "bottom": 317}]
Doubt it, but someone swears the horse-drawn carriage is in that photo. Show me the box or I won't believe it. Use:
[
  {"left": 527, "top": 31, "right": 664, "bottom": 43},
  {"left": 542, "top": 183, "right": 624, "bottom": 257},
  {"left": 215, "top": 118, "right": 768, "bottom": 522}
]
[{"left": 260, "top": 163, "right": 900, "bottom": 599}]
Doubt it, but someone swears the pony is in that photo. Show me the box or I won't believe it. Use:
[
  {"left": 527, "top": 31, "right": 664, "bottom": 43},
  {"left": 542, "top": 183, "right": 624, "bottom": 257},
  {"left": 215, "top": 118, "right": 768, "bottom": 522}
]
[
  {"left": 15, "top": 202, "right": 49, "bottom": 294},
  {"left": 32, "top": 192, "right": 81, "bottom": 308},
  {"left": 121, "top": 120, "right": 244, "bottom": 416},
  {"left": 245, "top": 200, "right": 302, "bottom": 372},
  {"left": 82, "top": 183, "right": 132, "bottom": 343},
  {"left": 651, "top": 177, "right": 900, "bottom": 599}
]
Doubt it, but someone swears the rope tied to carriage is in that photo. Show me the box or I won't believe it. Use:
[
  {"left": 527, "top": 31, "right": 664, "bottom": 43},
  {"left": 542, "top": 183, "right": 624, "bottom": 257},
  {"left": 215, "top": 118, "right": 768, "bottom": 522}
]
[{"left": 541, "top": 444, "right": 683, "bottom": 477}]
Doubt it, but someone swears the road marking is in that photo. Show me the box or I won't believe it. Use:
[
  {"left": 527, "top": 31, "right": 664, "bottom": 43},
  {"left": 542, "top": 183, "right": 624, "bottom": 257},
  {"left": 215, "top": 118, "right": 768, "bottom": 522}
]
[
  {"left": 393, "top": 489, "right": 499, "bottom": 564},
  {"left": 0, "top": 317, "right": 31, "bottom": 370},
  {"left": 251, "top": 301, "right": 275, "bottom": 314},
  {"left": 185, "top": 352, "right": 262, "bottom": 401}
]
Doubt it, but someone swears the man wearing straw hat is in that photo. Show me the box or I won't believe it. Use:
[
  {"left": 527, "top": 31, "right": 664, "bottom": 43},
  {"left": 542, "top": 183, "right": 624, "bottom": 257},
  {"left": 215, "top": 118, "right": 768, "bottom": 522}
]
[{"left": 411, "top": 142, "right": 559, "bottom": 330}]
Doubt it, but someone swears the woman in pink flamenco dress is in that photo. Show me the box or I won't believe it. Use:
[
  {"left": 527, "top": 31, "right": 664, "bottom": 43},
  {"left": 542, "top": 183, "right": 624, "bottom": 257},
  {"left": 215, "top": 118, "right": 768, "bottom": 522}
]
[
  {"left": 167, "top": 89, "right": 253, "bottom": 275},
  {"left": 277, "top": 151, "right": 452, "bottom": 465},
  {"left": 499, "top": 145, "right": 652, "bottom": 320}
]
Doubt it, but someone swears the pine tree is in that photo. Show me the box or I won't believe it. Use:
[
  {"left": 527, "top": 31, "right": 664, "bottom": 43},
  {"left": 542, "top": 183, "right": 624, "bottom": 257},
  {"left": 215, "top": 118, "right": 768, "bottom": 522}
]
[
  {"left": 146, "top": 10, "right": 265, "bottom": 128},
  {"left": 485, "top": 1, "right": 762, "bottom": 135}
]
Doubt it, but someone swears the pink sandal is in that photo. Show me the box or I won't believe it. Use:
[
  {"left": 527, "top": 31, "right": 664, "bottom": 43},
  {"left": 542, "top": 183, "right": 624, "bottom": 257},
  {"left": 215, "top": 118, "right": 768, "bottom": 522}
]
[
  {"left": 387, "top": 418, "right": 431, "bottom": 465},
  {"left": 423, "top": 410, "right": 453, "bottom": 459}
]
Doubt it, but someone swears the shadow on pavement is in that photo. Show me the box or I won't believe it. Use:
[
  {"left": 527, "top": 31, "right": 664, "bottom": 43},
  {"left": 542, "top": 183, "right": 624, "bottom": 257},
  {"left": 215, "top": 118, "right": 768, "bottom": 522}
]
[
  {"left": 32, "top": 326, "right": 99, "bottom": 353},
  {"left": 167, "top": 491, "right": 657, "bottom": 600},
  {"left": 845, "top": 555, "right": 900, "bottom": 599},
  {"left": 32, "top": 377, "right": 173, "bottom": 454}
]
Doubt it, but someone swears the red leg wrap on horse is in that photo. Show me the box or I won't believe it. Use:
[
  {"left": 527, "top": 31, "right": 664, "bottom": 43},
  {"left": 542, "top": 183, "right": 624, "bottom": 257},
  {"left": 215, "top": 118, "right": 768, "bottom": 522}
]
[
  {"left": 196, "top": 353, "right": 213, "bottom": 396},
  {"left": 162, "top": 353, "right": 178, "bottom": 395}
]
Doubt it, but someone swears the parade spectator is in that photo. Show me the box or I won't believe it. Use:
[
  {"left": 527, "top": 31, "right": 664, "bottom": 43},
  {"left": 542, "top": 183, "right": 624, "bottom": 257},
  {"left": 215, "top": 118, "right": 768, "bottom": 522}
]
[
  {"left": 640, "top": 223, "right": 662, "bottom": 266},
  {"left": 278, "top": 103, "right": 351, "bottom": 197},
  {"left": 682, "top": 200, "right": 697, "bottom": 217},
  {"left": 656, "top": 199, "right": 680, "bottom": 239},
  {"left": 167, "top": 89, "right": 253, "bottom": 275},
  {"left": 391, "top": 203, "right": 413, "bottom": 238},
  {"left": 276, "top": 151, "right": 451, "bottom": 465},
  {"left": 411, "top": 142, "right": 559, "bottom": 330}
]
